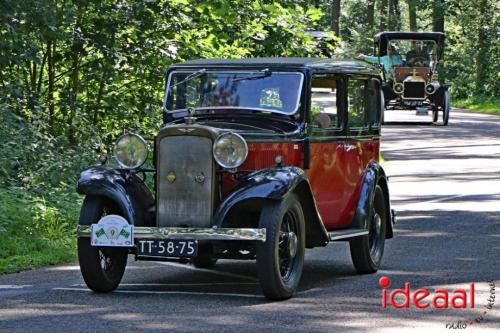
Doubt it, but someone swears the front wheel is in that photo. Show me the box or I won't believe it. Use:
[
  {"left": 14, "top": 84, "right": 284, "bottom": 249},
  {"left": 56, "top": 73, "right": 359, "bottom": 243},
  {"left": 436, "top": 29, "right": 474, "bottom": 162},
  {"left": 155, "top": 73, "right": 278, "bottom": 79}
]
[
  {"left": 349, "top": 185, "right": 387, "bottom": 274},
  {"left": 256, "top": 194, "right": 305, "bottom": 300},
  {"left": 432, "top": 107, "right": 439, "bottom": 123},
  {"left": 78, "top": 196, "right": 128, "bottom": 292}
]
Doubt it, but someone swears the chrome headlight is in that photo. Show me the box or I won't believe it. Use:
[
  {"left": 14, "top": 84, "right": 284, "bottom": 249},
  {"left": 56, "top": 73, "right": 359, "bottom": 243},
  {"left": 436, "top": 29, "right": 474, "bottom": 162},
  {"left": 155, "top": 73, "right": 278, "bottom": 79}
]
[
  {"left": 213, "top": 133, "right": 248, "bottom": 169},
  {"left": 113, "top": 133, "right": 148, "bottom": 169},
  {"left": 394, "top": 82, "right": 404, "bottom": 94}
]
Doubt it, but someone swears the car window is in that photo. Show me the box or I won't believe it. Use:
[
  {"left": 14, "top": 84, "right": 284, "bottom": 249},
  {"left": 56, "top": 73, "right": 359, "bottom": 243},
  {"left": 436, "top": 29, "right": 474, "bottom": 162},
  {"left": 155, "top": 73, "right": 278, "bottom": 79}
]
[
  {"left": 348, "top": 78, "right": 367, "bottom": 128},
  {"left": 366, "top": 79, "right": 380, "bottom": 127},
  {"left": 311, "top": 76, "right": 340, "bottom": 129}
]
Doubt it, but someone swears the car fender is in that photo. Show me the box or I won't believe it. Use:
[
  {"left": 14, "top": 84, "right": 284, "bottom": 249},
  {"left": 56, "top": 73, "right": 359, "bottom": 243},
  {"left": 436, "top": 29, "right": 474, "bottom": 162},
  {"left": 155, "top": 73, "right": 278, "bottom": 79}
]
[
  {"left": 213, "top": 166, "right": 329, "bottom": 247},
  {"left": 351, "top": 161, "right": 393, "bottom": 238},
  {"left": 76, "top": 166, "right": 155, "bottom": 227}
]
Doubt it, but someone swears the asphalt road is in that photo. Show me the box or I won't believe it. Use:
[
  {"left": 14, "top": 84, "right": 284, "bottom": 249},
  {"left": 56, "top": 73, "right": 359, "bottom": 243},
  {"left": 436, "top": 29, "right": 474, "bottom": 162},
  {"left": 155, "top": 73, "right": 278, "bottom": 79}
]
[{"left": 1, "top": 109, "right": 499, "bottom": 333}]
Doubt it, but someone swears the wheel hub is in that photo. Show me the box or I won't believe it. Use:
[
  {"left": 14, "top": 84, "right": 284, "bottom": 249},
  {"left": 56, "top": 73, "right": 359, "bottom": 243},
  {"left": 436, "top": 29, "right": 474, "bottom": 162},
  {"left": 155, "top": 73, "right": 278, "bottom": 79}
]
[
  {"left": 286, "top": 231, "right": 298, "bottom": 258},
  {"left": 374, "top": 213, "right": 381, "bottom": 236}
]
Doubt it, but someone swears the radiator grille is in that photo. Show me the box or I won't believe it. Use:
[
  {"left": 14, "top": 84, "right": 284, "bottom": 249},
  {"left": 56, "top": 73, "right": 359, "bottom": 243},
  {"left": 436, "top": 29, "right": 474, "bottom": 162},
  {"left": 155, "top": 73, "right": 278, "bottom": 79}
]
[
  {"left": 157, "top": 136, "right": 214, "bottom": 227},
  {"left": 403, "top": 81, "right": 426, "bottom": 99}
]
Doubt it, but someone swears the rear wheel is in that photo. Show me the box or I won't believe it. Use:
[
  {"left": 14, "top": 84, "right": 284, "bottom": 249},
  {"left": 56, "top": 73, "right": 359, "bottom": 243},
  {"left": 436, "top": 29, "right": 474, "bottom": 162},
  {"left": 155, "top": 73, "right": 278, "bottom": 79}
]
[
  {"left": 256, "top": 194, "right": 305, "bottom": 300},
  {"left": 349, "top": 185, "right": 387, "bottom": 274},
  {"left": 78, "top": 196, "right": 128, "bottom": 292},
  {"left": 442, "top": 90, "right": 450, "bottom": 126}
]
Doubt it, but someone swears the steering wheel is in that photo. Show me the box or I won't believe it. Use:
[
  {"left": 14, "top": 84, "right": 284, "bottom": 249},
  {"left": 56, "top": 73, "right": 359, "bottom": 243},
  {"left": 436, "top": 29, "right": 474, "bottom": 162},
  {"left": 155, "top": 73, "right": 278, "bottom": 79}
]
[{"left": 407, "top": 56, "right": 428, "bottom": 67}]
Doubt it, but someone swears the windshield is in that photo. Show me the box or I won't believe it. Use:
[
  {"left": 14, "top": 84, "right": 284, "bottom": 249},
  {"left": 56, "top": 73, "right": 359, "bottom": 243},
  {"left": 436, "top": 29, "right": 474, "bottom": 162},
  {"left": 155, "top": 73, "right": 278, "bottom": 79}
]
[
  {"left": 388, "top": 39, "right": 438, "bottom": 67},
  {"left": 164, "top": 71, "right": 304, "bottom": 115}
]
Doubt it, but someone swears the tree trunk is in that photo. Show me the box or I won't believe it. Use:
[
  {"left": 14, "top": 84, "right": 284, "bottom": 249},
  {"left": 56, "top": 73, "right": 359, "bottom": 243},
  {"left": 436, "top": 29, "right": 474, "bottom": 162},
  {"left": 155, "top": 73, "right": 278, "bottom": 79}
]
[
  {"left": 331, "top": 0, "right": 341, "bottom": 37},
  {"left": 379, "top": 0, "right": 389, "bottom": 31},
  {"left": 475, "top": 0, "right": 489, "bottom": 94},
  {"left": 432, "top": 0, "right": 445, "bottom": 32},
  {"left": 407, "top": 0, "right": 417, "bottom": 31},
  {"left": 367, "top": 0, "right": 375, "bottom": 28},
  {"left": 47, "top": 40, "right": 55, "bottom": 125},
  {"left": 391, "top": 0, "right": 401, "bottom": 30}
]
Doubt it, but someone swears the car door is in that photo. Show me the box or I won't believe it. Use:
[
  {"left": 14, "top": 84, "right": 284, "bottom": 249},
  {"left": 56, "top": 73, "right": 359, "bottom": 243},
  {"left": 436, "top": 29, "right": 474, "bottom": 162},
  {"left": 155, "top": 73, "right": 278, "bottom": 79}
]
[
  {"left": 340, "top": 76, "right": 382, "bottom": 226},
  {"left": 306, "top": 74, "right": 348, "bottom": 229}
]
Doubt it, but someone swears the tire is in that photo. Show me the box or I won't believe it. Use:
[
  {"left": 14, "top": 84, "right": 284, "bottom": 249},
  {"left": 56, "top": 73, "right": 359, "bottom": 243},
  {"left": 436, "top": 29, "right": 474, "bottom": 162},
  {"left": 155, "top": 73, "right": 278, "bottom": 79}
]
[
  {"left": 432, "top": 107, "right": 438, "bottom": 123},
  {"left": 256, "top": 194, "right": 305, "bottom": 300},
  {"left": 78, "top": 196, "right": 128, "bottom": 292},
  {"left": 190, "top": 256, "right": 217, "bottom": 268},
  {"left": 349, "top": 185, "right": 387, "bottom": 274},
  {"left": 442, "top": 90, "right": 450, "bottom": 126}
]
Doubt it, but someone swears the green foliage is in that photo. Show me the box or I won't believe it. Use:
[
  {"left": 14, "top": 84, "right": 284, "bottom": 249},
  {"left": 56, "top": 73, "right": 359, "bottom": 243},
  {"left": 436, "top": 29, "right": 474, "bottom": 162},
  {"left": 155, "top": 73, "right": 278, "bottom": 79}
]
[{"left": 453, "top": 96, "right": 500, "bottom": 114}]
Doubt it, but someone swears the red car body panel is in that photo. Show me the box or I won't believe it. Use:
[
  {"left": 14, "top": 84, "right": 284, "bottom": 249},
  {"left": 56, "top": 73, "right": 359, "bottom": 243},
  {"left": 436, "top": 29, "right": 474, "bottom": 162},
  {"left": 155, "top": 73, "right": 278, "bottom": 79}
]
[{"left": 222, "top": 139, "right": 380, "bottom": 231}]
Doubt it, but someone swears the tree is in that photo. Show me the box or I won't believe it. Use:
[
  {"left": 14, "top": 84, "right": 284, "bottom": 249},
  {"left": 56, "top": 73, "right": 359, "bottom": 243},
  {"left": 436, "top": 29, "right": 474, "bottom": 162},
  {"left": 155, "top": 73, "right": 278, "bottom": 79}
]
[
  {"left": 432, "top": 0, "right": 445, "bottom": 32},
  {"left": 407, "top": 0, "right": 417, "bottom": 31},
  {"left": 379, "top": 0, "right": 389, "bottom": 31},
  {"left": 331, "top": 0, "right": 341, "bottom": 36}
]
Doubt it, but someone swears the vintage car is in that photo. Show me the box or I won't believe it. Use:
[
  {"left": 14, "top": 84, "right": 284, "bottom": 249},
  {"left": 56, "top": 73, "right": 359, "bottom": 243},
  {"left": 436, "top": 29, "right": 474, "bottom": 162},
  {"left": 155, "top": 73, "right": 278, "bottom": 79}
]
[
  {"left": 76, "top": 58, "right": 395, "bottom": 300},
  {"left": 373, "top": 32, "right": 450, "bottom": 125}
]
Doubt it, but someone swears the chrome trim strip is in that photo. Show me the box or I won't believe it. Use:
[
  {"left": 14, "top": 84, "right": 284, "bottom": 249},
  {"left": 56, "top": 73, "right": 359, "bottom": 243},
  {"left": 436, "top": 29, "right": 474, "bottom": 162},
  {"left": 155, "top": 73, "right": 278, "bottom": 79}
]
[
  {"left": 328, "top": 230, "right": 368, "bottom": 241},
  {"left": 77, "top": 226, "right": 266, "bottom": 242}
]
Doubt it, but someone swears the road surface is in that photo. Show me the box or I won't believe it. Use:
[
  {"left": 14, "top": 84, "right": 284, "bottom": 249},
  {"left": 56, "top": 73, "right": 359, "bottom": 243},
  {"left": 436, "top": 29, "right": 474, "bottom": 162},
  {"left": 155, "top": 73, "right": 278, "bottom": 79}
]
[{"left": 1, "top": 109, "right": 499, "bottom": 332}]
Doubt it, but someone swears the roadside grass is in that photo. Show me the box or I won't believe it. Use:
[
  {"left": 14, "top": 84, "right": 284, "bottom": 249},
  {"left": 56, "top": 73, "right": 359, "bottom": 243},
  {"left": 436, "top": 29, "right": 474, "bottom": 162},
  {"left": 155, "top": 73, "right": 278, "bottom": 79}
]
[
  {"left": 453, "top": 96, "right": 500, "bottom": 115},
  {"left": 0, "top": 186, "right": 81, "bottom": 274}
]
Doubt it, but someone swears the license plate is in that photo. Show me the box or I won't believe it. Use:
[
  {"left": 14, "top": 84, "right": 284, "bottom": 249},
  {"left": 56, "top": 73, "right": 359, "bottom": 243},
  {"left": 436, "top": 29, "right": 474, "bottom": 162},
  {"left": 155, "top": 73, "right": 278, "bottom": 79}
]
[
  {"left": 90, "top": 215, "right": 134, "bottom": 247},
  {"left": 136, "top": 239, "right": 198, "bottom": 258}
]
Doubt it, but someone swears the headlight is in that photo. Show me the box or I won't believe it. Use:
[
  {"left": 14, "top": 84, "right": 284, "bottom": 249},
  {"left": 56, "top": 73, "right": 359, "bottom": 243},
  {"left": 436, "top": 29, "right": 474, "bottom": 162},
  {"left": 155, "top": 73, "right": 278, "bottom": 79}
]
[
  {"left": 213, "top": 133, "right": 248, "bottom": 169},
  {"left": 113, "top": 133, "right": 148, "bottom": 169},
  {"left": 394, "top": 82, "right": 404, "bottom": 94}
]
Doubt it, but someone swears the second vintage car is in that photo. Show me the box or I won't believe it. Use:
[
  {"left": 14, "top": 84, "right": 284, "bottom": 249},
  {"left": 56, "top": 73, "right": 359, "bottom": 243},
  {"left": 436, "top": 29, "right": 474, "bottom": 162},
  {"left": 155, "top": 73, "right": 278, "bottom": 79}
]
[
  {"left": 76, "top": 58, "right": 394, "bottom": 300},
  {"left": 373, "top": 32, "right": 451, "bottom": 125}
]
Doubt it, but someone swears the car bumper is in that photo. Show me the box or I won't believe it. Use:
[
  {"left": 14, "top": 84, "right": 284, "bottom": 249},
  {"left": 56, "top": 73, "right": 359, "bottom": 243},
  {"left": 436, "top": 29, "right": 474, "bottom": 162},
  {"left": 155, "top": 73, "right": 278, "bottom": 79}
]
[{"left": 77, "top": 225, "right": 266, "bottom": 242}]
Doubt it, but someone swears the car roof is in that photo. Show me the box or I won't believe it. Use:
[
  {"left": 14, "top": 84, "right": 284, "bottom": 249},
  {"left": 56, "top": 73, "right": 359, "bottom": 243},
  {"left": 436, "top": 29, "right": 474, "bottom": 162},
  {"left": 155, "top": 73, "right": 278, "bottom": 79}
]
[
  {"left": 169, "top": 58, "right": 379, "bottom": 76},
  {"left": 374, "top": 31, "right": 445, "bottom": 44}
]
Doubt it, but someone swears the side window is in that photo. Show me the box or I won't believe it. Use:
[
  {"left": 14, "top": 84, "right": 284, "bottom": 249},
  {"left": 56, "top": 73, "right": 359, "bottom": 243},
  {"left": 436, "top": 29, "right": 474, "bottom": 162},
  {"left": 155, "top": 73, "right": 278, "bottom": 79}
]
[
  {"left": 347, "top": 78, "right": 367, "bottom": 128},
  {"left": 366, "top": 79, "right": 381, "bottom": 127},
  {"left": 311, "top": 76, "right": 340, "bottom": 129}
]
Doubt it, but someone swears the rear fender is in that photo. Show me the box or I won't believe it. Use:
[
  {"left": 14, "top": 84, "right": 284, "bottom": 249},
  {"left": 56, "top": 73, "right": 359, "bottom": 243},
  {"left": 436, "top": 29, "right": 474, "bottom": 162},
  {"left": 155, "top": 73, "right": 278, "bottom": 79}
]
[
  {"left": 76, "top": 166, "right": 155, "bottom": 227},
  {"left": 351, "top": 161, "right": 393, "bottom": 238},
  {"left": 213, "top": 166, "right": 329, "bottom": 247}
]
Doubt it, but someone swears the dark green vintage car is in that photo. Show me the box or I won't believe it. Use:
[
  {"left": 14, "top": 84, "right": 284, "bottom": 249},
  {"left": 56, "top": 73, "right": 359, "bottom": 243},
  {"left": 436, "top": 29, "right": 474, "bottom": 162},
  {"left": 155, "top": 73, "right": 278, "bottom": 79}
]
[{"left": 373, "top": 32, "right": 451, "bottom": 125}]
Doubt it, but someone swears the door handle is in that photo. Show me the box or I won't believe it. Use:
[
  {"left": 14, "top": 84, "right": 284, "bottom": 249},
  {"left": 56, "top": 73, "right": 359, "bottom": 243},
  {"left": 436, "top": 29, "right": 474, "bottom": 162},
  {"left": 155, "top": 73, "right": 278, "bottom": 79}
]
[{"left": 342, "top": 144, "right": 358, "bottom": 152}]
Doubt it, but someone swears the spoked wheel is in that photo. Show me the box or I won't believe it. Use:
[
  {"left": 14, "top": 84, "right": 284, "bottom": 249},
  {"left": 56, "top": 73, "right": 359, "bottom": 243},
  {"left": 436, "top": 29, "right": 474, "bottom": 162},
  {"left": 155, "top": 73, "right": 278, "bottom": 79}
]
[
  {"left": 442, "top": 90, "right": 451, "bottom": 126},
  {"left": 78, "top": 196, "right": 128, "bottom": 292},
  {"left": 256, "top": 194, "right": 305, "bottom": 300},
  {"left": 349, "top": 185, "right": 387, "bottom": 274}
]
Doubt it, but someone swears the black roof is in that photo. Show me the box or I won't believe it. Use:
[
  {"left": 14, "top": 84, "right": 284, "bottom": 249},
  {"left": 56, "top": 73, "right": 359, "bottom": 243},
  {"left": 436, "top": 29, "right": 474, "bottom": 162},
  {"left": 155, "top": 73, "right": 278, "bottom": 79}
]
[
  {"left": 169, "top": 57, "right": 379, "bottom": 75},
  {"left": 374, "top": 31, "right": 445, "bottom": 44}
]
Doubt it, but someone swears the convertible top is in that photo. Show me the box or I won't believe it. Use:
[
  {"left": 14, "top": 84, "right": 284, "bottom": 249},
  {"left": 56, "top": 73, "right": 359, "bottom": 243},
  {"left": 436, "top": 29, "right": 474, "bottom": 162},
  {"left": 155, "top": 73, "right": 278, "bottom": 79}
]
[{"left": 374, "top": 31, "right": 445, "bottom": 57}]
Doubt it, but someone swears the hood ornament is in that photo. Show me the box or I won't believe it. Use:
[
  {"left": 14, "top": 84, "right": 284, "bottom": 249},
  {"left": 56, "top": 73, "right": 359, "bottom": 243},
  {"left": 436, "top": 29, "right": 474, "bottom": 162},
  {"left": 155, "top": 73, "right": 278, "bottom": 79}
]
[{"left": 184, "top": 107, "right": 196, "bottom": 125}]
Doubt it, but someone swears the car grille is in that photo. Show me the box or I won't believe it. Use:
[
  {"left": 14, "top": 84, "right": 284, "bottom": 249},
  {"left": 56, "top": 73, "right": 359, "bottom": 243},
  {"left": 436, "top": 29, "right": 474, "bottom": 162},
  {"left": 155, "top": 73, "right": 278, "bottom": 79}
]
[
  {"left": 157, "top": 135, "right": 214, "bottom": 227},
  {"left": 403, "top": 81, "right": 426, "bottom": 99}
]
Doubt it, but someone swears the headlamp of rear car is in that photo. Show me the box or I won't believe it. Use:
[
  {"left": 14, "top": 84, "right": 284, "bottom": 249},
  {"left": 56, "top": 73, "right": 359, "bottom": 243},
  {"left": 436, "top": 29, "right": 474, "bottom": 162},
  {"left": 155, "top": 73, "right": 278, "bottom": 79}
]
[
  {"left": 213, "top": 132, "right": 248, "bottom": 169},
  {"left": 113, "top": 133, "right": 148, "bottom": 169}
]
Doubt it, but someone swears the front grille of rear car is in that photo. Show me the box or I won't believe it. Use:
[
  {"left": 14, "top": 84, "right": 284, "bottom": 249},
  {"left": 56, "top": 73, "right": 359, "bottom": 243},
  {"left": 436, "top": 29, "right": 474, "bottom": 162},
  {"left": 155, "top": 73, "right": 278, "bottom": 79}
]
[
  {"left": 403, "top": 81, "right": 426, "bottom": 99},
  {"left": 157, "top": 135, "right": 214, "bottom": 228}
]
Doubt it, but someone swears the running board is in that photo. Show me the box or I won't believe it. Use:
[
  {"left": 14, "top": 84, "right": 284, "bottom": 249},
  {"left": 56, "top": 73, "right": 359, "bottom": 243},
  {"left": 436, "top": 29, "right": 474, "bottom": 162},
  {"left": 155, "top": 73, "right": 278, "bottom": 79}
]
[{"left": 328, "top": 229, "right": 368, "bottom": 241}]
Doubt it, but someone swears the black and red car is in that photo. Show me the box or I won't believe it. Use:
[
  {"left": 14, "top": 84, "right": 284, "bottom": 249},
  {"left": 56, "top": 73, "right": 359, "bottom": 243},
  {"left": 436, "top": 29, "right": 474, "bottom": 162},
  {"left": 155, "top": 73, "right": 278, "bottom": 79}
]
[{"left": 76, "top": 58, "right": 395, "bottom": 300}]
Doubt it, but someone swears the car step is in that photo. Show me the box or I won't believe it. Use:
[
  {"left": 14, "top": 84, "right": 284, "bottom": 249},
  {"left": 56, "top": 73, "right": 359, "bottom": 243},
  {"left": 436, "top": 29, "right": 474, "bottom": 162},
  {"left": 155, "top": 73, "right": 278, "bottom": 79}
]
[{"left": 328, "top": 229, "right": 368, "bottom": 241}]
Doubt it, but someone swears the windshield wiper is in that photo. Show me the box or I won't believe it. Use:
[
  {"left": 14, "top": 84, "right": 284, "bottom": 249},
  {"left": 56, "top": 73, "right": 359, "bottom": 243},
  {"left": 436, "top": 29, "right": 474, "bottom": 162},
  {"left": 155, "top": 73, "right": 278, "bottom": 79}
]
[
  {"left": 168, "top": 68, "right": 207, "bottom": 92},
  {"left": 232, "top": 68, "right": 272, "bottom": 82}
]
